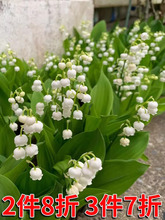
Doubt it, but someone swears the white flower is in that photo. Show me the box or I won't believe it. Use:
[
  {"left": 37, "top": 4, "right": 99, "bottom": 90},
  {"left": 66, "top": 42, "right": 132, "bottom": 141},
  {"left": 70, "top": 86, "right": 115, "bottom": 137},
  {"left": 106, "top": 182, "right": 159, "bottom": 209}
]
[
  {"left": 51, "top": 105, "right": 57, "bottom": 111},
  {"left": 1, "top": 60, "right": 7, "bottom": 65},
  {"left": 140, "top": 112, "right": 150, "bottom": 121},
  {"left": 123, "top": 126, "right": 135, "bottom": 137},
  {"left": 155, "top": 47, "right": 160, "bottom": 52},
  {"left": 120, "top": 53, "right": 128, "bottom": 59},
  {"left": 23, "top": 124, "right": 34, "bottom": 134},
  {"left": 66, "top": 185, "right": 79, "bottom": 196},
  {"left": 78, "top": 176, "right": 92, "bottom": 187},
  {"left": 12, "top": 103, "right": 19, "bottom": 111},
  {"left": 141, "top": 85, "right": 148, "bottom": 90},
  {"left": 9, "top": 122, "right": 18, "bottom": 131},
  {"left": 36, "top": 109, "right": 44, "bottom": 116},
  {"left": 60, "top": 78, "right": 70, "bottom": 88},
  {"left": 19, "top": 115, "right": 27, "bottom": 124},
  {"left": 8, "top": 97, "right": 15, "bottom": 103},
  {"left": 79, "top": 85, "right": 88, "bottom": 93},
  {"left": 133, "top": 121, "right": 144, "bottom": 131},
  {"left": 44, "top": 95, "right": 52, "bottom": 103},
  {"left": 13, "top": 147, "right": 26, "bottom": 160},
  {"left": 108, "top": 57, "right": 114, "bottom": 62},
  {"left": 63, "top": 129, "right": 72, "bottom": 140},
  {"left": 26, "top": 116, "right": 36, "bottom": 125},
  {"left": 120, "top": 137, "right": 130, "bottom": 147},
  {"left": 25, "top": 144, "right": 38, "bottom": 158},
  {"left": 148, "top": 101, "right": 158, "bottom": 109},
  {"left": 76, "top": 65, "right": 83, "bottom": 73},
  {"left": 32, "top": 85, "right": 42, "bottom": 92},
  {"left": 77, "top": 75, "right": 86, "bottom": 83},
  {"left": 107, "top": 67, "right": 113, "bottom": 72},
  {"left": 58, "top": 62, "right": 66, "bottom": 70},
  {"left": 68, "top": 166, "right": 82, "bottom": 179},
  {"left": 82, "top": 163, "right": 95, "bottom": 178},
  {"left": 1, "top": 67, "right": 7, "bottom": 73},
  {"left": 84, "top": 67, "right": 89, "bottom": 72},
  {"left": 36, "top": 102, "right": 44, "bottom": 110},
  {"left": 51, "top": 80, "right": 61, "bottom": 89},
  {"left": 33, "top": 121, "right": 43, "bottom": 133},
  {"left": 77, "top": 93, "right": 84, "bottom": 100},
  {"left": 81, "top": 94, "right": 91, "bottom": 103},
  {"left": 52, "top": 111, "right": 62, "bottom": 121},
  {"left": 62, "top": 98, "right": 74, "bottom": 109},
  {"left": 148, "top": 108, "right": 158, "bottom": 115},
  {"left": 141, "top": 32, "right": 149, "bottom": 41},
  {"left": 88, "top": 157, "right": 102, "bottom": 171},
  {"left": 151, "top": 56, "right": 156, "bottom": 61},
  {"left": 136, "top": 97, "right": 143, "bottom": 103},
  {"left": 63, "top": 109, "right": 71, "bottom": 118},
  {"left": 14, "top": 134, "right": 28, "bottom": 146},
  {"left": 74, "top": 182, "right": 84, "bottom": 192},
  {"left": 14, "top": 66, "right": 20, "bottom": 72},
  {"left": 67, "top": 69, "right": 76, "bottom": 79},
  {"left": 30, "top": 167, "right": 43, "bottom": 181},
  {"left": 73, "top": 110, "right": 83, "bottom": 120},
  {"left": 137, "top": 107, "right": 146, "bottom": 115},
  {"left": 66, "top": 89, "right": 76, "bottom": 98},
  {"left": 15, "top": 108, "right": 23, "bottom": 116}
]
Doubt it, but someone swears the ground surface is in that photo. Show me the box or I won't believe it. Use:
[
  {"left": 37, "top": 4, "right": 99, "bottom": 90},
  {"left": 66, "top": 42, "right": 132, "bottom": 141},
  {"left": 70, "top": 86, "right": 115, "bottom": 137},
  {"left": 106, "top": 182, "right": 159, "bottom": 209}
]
[{"left": 76, "top": 113, "right": 165, "bottom": 220}]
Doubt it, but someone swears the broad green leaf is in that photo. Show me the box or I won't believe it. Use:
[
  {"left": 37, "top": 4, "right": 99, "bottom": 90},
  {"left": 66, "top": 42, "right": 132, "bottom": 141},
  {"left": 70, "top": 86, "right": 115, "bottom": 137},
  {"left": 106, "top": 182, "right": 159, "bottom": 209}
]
[
  {"left": 56, "top": 129, "right": 105, "bottom": 162},
  {"left": 91, "top": 71, "right": 113, "bottom": 116},
  {"left": 0, "top": 123, "right": 16, "bottom": 157},
  {"left": 53, "top": 155, "right": 71, "bottom": 176},
  {"left": 15, "top": 169, "right": 58, "bottom": 197},
  {"left": 106, "top": 132, "right": 149, "bottom": 160},
  {"left": 92, "top": 159, "right": 149, "bottom": 195},
  {"left": 0, "top": 174, "right": 20, "bottom": 220},
  {"left": 99, "top": 114, "right": 129, "bottom": 136},
  {"left": 85, "top": 115, "right": 101, "bottom": 132},
  {"left": 37, "top": 125, "right": 56, "bottom": 171},
  {"left": 86, "top": 56, "right": 102, "bottom": 87},
  {"left": 91, "top": 20, "right": 106, "bottom": 42},
  {"left": 31, "top": 91, "right": 44, "bottom": 114},
  {"left": 0, "top": 155, "right": 27, "bottom": 183}
]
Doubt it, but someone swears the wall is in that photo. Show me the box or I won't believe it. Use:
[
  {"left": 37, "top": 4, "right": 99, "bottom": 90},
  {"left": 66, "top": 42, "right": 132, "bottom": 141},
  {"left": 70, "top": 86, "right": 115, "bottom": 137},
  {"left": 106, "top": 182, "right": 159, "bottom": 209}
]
[{"left": 0, "top": 0, "right": 93, "bottom": 65}]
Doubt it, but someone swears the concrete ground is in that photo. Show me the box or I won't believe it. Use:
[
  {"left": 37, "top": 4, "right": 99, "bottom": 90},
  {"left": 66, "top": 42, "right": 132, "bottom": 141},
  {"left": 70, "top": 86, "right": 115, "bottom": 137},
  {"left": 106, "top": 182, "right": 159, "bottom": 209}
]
[{"left": 76, "top": 113, "right": 165, "bottom": 220}]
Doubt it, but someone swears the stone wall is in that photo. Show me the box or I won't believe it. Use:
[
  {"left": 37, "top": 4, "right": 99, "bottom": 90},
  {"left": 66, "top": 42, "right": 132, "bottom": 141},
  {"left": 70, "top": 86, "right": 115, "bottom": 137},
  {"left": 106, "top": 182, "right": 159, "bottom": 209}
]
[{"left": 0, "top": 0, "right": 94, "bottom": 65}]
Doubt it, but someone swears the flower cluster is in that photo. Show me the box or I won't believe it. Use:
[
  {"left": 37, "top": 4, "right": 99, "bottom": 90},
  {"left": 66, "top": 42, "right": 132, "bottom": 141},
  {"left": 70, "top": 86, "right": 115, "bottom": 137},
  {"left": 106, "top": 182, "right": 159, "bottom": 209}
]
[
  {"left": 66, "top": 152, "right": 102, "bottom": 195},
  {"left": 8, "top": 88, "right": 25, "bottom": 117},
  {"left": 120, "top": 99, "right": 158, "bottom": 147},
  {"left": 34, "top": 57, "right": 92, "bottom": 140}
]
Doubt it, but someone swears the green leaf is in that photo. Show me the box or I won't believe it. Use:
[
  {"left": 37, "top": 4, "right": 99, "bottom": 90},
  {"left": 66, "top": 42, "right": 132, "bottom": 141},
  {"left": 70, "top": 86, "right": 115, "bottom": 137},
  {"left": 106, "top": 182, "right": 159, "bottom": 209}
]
[
  {"left": 85, "top": 115, "right": 101, "bottom": 132},
  {"left": 91, "top": 71, "right": 113, "bottom": 116},
  {"left": 0, "top": 124, "right": 16, "bottom": 157},
  {"left": 53, "top": 155, "right": 71, "bottom": 176},
  {"left": 37, "top": 125, "right": 56, "bottom": 171},
  {"left": 113, "top": 37, "right": 125, "bottom": 57},
  {"left": 106, "top": 132, "right": 149, "bottom": 160},
  {"left": 91, "top": 20, "right": 106, "bottom": 42},
  {"left": 73, "top": 27, "right": 80, "bottom": 41},
  {"left": 92, "top": 159, "right": 149, "bottom": 195},
  {"left": 157, "top": 97, "right": 165, "bottom": 115},
  {"left": 0, "top": 155, "right": 27, "bottom": 183},
  {"left": 99, "top": 114, "right": 129, "bottom": 136},
  {"left": 86, "top": 56, "right": 102, "bottom": 87},
  {"left": 31, "top": 91, "right": 44, "bottom": 114},
  {"left": 0, "top": 174, "right": 20, "bottom": 220},
  {"left": 15, "top": 169, "right": 58, "bottom": 197},
  {"left": 56, "top": 129, "right": 105, "bottom": 162}
]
